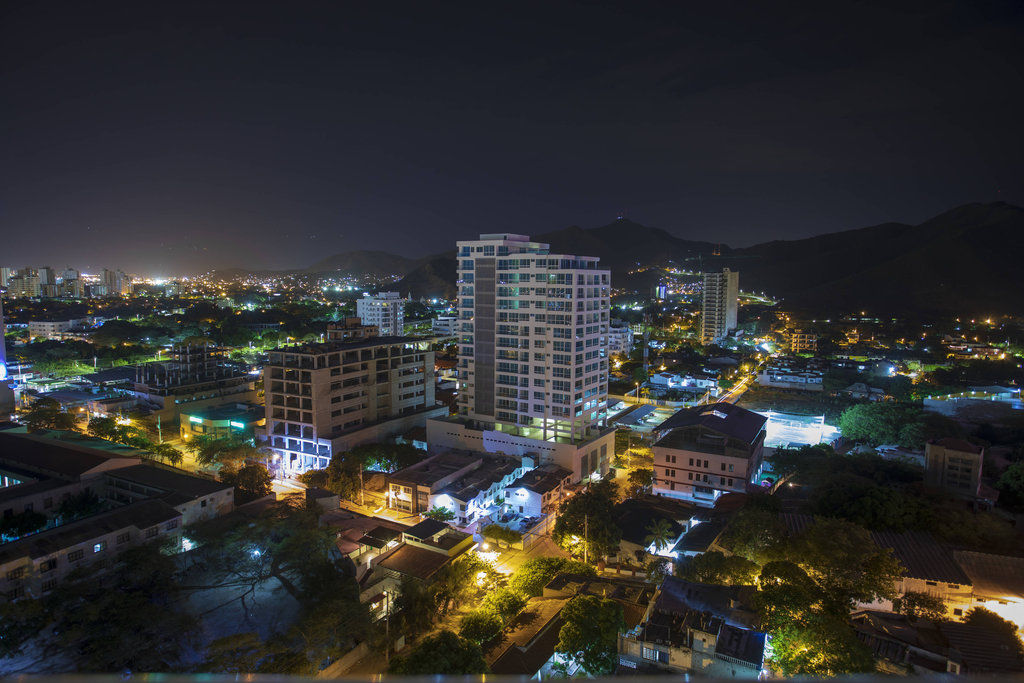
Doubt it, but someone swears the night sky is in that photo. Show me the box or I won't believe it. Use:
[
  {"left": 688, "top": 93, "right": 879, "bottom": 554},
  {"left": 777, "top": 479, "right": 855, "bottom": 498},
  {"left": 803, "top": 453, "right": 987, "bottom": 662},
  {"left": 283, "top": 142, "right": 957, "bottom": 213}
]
[{"left": 3, "top": 0, "right": 1022, "bottom": 275}]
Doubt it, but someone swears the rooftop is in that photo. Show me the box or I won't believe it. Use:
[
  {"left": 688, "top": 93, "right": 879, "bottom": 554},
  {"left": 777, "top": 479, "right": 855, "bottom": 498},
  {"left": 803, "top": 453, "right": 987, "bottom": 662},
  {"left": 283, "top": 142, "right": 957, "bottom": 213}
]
[
  {"left": 105, "top": 464, "right": 232, "bottom": 506},
  {"left": 0, "top": 430, "right": 139, "bottom": 480},
  {"left": 656, "top": 402, "right": 767, "bottom": 446},
  {"left": 267, "top": 335, "right": 423, "bottom": 357},
  {"left": 508, "top": 464, "right": 572, "bottom": 495},
  {"left": 388, "top": 451, "right": 479, "bottom": 488},
  {"left": 374, "top": 543, "right": 450, "bottom": 581},
  {"left": 0, "top": 499, "right": 181, "bottom": 564}
]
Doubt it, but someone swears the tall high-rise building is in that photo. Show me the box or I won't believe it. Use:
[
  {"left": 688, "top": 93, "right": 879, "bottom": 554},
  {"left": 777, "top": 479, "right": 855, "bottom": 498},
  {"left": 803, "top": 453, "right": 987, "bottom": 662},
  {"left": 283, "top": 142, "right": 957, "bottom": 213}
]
[
  {"left": 102, "top": 269, "right": 131, "bottom": 297},
  {"left": 457, "top": 233, "right": 611, "bottom": 440},
  {"left": 0, "top": 267, "right": 13, "bottom": 288},
  {"left": 428, "top": 234, "right": 615, "bottom": 481},
  {"left": 0, "top": 299, "right": 14, "bottom": 417},
  {"left": 356, "top": 292, "right": 405, "bottom": 336},
  {"left": 263, "top": 336, "right": 442, "bottom": 473},
  {"left": 701, "top": 268, "right": 738, "bottom": 345}
]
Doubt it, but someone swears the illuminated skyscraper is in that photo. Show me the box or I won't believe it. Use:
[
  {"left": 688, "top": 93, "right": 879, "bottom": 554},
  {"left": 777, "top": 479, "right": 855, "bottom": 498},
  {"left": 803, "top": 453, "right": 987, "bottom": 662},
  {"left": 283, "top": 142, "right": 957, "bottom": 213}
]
[{"left": 701, "top": 268, "right": 738, "bottom": 345}]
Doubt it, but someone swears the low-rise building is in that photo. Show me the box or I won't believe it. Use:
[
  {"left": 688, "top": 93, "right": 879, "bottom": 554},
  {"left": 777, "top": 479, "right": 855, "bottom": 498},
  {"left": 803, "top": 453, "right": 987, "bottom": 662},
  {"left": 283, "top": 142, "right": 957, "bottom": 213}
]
[
  {"left": 651, "top": 403, "right": 767, "bottom": 507},
  {"left": 504, "top": 464, "right": 573, "bottom": 518},
  {"left": 756, "top": 358, "right": 824, "bottom": 391},
  {"left": 853, "top": 610, "right": 1024, "bottom": 675},
  {"left": 925, "top": 438, "right": 984, "bottom": 499},
  {"left": 0, "top": 499, "right": 182, "bottom": 601},
  {"left": 385, "top": 450, "right": 529, "bottom": 525},
  {"left": 618, "top": 575, "right": 767, "bottom": 677},
  {"left": 428, "top": 415, "right": 616, "bottom": 484},
  {"left": 28, "top": 317, "right": 93, "bottom": 339},
  {"left": 179, "top": 402, "right": 264, "bottom": 441}
]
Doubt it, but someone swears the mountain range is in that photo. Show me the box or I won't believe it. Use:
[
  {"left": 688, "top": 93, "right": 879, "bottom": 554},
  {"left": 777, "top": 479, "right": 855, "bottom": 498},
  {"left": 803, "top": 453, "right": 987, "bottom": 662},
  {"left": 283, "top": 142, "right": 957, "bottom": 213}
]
[{"left": 304, "top": 202, "right": 1024, "bottom": 315}]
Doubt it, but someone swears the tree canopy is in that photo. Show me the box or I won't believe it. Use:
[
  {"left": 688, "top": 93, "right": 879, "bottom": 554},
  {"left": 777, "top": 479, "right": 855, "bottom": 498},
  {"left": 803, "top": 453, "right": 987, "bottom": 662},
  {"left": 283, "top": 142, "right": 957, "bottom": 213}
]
[
  {"left": 552, "top": 478, "right": 621, "bottom": 559},
  {"left": 388, "top": 630, "right": 487, "bottom": 675},
  {"left": 555, "top": 595, "right": 625, "bottom": 676}
]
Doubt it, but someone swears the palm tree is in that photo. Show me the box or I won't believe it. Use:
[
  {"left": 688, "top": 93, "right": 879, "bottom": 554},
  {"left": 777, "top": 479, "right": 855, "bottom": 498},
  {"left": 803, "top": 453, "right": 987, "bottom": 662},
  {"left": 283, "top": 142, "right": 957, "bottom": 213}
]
[{"left": 643, "top": 518, "right": 675, "bottom": 553}]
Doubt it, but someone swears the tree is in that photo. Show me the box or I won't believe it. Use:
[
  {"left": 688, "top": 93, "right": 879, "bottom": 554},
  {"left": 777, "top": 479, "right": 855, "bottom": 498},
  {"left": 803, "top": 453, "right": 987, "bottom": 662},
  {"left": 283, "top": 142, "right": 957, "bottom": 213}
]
[
  {"left": 23, "top": 397, "right": 78, "bottom": 432},
  {"left": 432, "top": 554, "right": 486, "bottom": 616},
  {"left": 394, "top": 577, "right": 437, "bottom": 635},
  {"left": 58, "top": 489, "right": 103, "bottom": 521},
  {"left": 0, "top": 509, "right": 47, "bottom": 539},
  {"left": 718, "top": 502, "right": 786, "bottom": 564},
  {"left": 509, "top": 557, "right": 597, "bottom": 597},
  {"left": 789, "top": 518, "right": 903, "bottom": 615},
  {"left": 87, "top": 415, "right": 122, "bottom": 441},
  {"left": 997, "top": 461, "right": 1024, "bottom": 510},
  {"left": 389, "top": 630, "right": 487, "bottom": 675},
  {"left": 481, "top": 523, "right": 522, "bottom": 547},
  {"left": 459, "top": 610, "right": 503, "bottom": 645},
  {"left": 222, "top": 463, "right": 274, "bottom": 499},
  {"left": 753, "top": 561, "right": 822, "bottom": 632},
  {"left": 42, "top": 541, "right": 198, "bottom": 671},
  {"left": 808, "top": 477, "right": 929, "bottom": 531},
  {"left": 482, "top": 586, "right": 527, "bottom": 621},
  {"left": 679, "top": 550, "right": 760, "bottom": 585},
  {"left": 552, "top": 478, "right": 621, "bottom": 559},
  {"left": 186, "top": 434, "right": 267, "bottom": 470},
  {"left": 203, "top": 632, "right": 268, "bottom": 673},
  {"left": 769, "top": 612, "right": 875, "bottom": 676},
  {"left": 643, "top": 518, "right": 675, "bottom": 553},
  {"left": 893, "top": 591, "right": 948, "bottom": 622},
  {"left": 423, "top": 505, "right": 456, "bottom": 522},
  {"left": 148, "top": 441, "right": 184, "bottom": 466},
  {"left": 556, "top": 595, "right": 625, "bottom": 676},
  {"left": 838, "top": 402, "right": 960, "bottom": 448},
  {"left": 626, "top": 467, "right": 653, "bottom": 497},
  {"left": 963, "top": 607, "right": 1024, "bottom": 658}
]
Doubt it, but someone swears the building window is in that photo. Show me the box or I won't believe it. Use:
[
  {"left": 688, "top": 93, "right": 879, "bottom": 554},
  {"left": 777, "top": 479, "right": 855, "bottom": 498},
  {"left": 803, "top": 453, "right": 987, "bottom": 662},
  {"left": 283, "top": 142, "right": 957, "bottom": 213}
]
[
  {"left": 40, "top": 559, "right": 58, "bottom": 573},
  {"left": 93, "top": 541, "right": 106, "bottom": 553},
  {"left": 166, "top": 520, "right": 179, "bottom": 530},
  {"left": 953, "top": 608, "right": 963, "bottom": 616},
  {"left": 41, "top": 579, "right": 57, "bottom": 592},
  {"left": 201, "top": 499, "right": 207, "bottom": 508},
  {"left": 145, "top": 527, "right": 158, "bottom": 538},
  {"left": 68, "top": 550, "right": 84, "bottom": 562},
  {"left": 642, "top": 646, "right": 658, "bottom": 661},
  {"left": 926, "top": 580, "right": 937, "bottom": 586},
  {"left": 5, "top": 567, "right": 25, "bottom": 581},
  {"left": 117, "top": 533, "right": 130, "bottom": 544},
  {"left": 688, "top": 458, "right": 693, "bottom": 466}
]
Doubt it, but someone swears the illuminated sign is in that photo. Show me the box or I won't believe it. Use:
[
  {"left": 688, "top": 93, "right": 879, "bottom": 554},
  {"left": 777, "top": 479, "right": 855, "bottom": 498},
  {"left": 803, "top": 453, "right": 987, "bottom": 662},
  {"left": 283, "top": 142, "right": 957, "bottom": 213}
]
[
  {"left": 189, "top": 416, "right": 203, "bottom": 424},
  {"left": 229, "top": 421, "right": 245, "bottom": 429}
]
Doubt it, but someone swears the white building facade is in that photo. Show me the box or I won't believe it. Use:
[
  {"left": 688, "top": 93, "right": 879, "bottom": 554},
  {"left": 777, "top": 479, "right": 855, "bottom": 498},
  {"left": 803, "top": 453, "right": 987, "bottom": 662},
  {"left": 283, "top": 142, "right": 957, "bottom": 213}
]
[
  {"left": 454, "top": 233, "right": 611, "bottom": 444},
  {"left": 701, "top": 269, "right": 738, "bottom": 345},
  {"left": 356, "top": 292, "right": 406, "bottom": 336}
]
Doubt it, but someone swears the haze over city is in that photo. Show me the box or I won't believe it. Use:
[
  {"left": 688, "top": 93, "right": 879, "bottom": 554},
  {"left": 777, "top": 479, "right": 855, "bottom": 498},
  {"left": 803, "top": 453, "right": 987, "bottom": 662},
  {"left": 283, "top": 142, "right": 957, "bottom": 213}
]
[
  {"left": 3, "top": 1, "right": 1024, "bottom": 680},
  {"left": 3, "top": 0, "right": 1023, "bottom": 273}
]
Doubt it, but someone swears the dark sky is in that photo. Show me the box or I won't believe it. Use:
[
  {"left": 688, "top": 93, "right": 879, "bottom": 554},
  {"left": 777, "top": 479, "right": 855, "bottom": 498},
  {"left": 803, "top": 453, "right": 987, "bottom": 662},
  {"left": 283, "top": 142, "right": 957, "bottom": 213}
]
[{"left": 3, "top": 0, "right": 1022, "bottom": 275}]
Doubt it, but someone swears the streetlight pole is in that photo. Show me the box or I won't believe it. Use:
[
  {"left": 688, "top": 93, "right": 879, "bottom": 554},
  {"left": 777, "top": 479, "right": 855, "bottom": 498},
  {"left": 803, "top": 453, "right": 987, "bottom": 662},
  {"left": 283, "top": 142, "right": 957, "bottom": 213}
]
[{"left": 584, "top": 513, "right": 589, "bottom": 565}]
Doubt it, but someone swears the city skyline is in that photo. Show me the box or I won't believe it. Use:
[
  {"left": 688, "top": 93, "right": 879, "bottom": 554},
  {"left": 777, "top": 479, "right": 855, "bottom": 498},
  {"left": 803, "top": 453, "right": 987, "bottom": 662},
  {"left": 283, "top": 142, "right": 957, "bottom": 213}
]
[{"left": 3, "top": 1, "right": 1023, "bottom": 273}]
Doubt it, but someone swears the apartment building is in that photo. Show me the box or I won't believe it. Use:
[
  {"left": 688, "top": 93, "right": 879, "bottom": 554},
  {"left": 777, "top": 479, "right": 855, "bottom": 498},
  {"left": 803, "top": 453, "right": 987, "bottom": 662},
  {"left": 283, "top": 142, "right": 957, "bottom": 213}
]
[
  {"left": 28, "top": 317, "right": 92, "bottom": 339},
  {"left": 264, "top": 336, "right": 442, "bottom": 473},
  {"left": 784, "top": 327, "right": 818, "bottom": 354},
  {"left": 0, "top": 499, "right": 183, "bottom": 600},
  {"left": 429, "top": 233, "right": 614, "bottom": 481},
  {"left": 608, "top": 319, "right": 635, "bottom": 355},
  {"left": 326, "top": 317, "right": 379, "bottom": 342},
  {"left": 700, "top": 269, "right": 738, "bottom": 345},
  {"left": 652, "top": 403, "right": 767, "bottom": 507},
  {"left": 356, "top": 292, "right": 405, "bottom": 336},
  {"left": 0, "top": 429, "right": 234, "bottom": 600},
  {"left": 134, "top": 342, "right": 256, "bottom": 423}
]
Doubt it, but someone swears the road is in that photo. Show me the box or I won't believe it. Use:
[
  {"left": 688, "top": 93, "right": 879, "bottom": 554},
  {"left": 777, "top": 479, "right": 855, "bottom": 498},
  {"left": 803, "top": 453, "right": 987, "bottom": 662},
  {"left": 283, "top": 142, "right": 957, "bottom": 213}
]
[{"left": 717, "top": 359, "right": 766, "bottom": 405}]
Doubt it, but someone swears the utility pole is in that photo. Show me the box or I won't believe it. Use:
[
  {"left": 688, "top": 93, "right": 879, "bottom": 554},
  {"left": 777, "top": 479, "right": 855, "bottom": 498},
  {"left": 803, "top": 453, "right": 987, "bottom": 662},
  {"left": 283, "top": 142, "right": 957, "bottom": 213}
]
[
  {"left": 156, "top": 414, "right": 162, "bottom": 443},
  {"left": 359, "top": 467, "right": 365, "bottom": 507}
]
